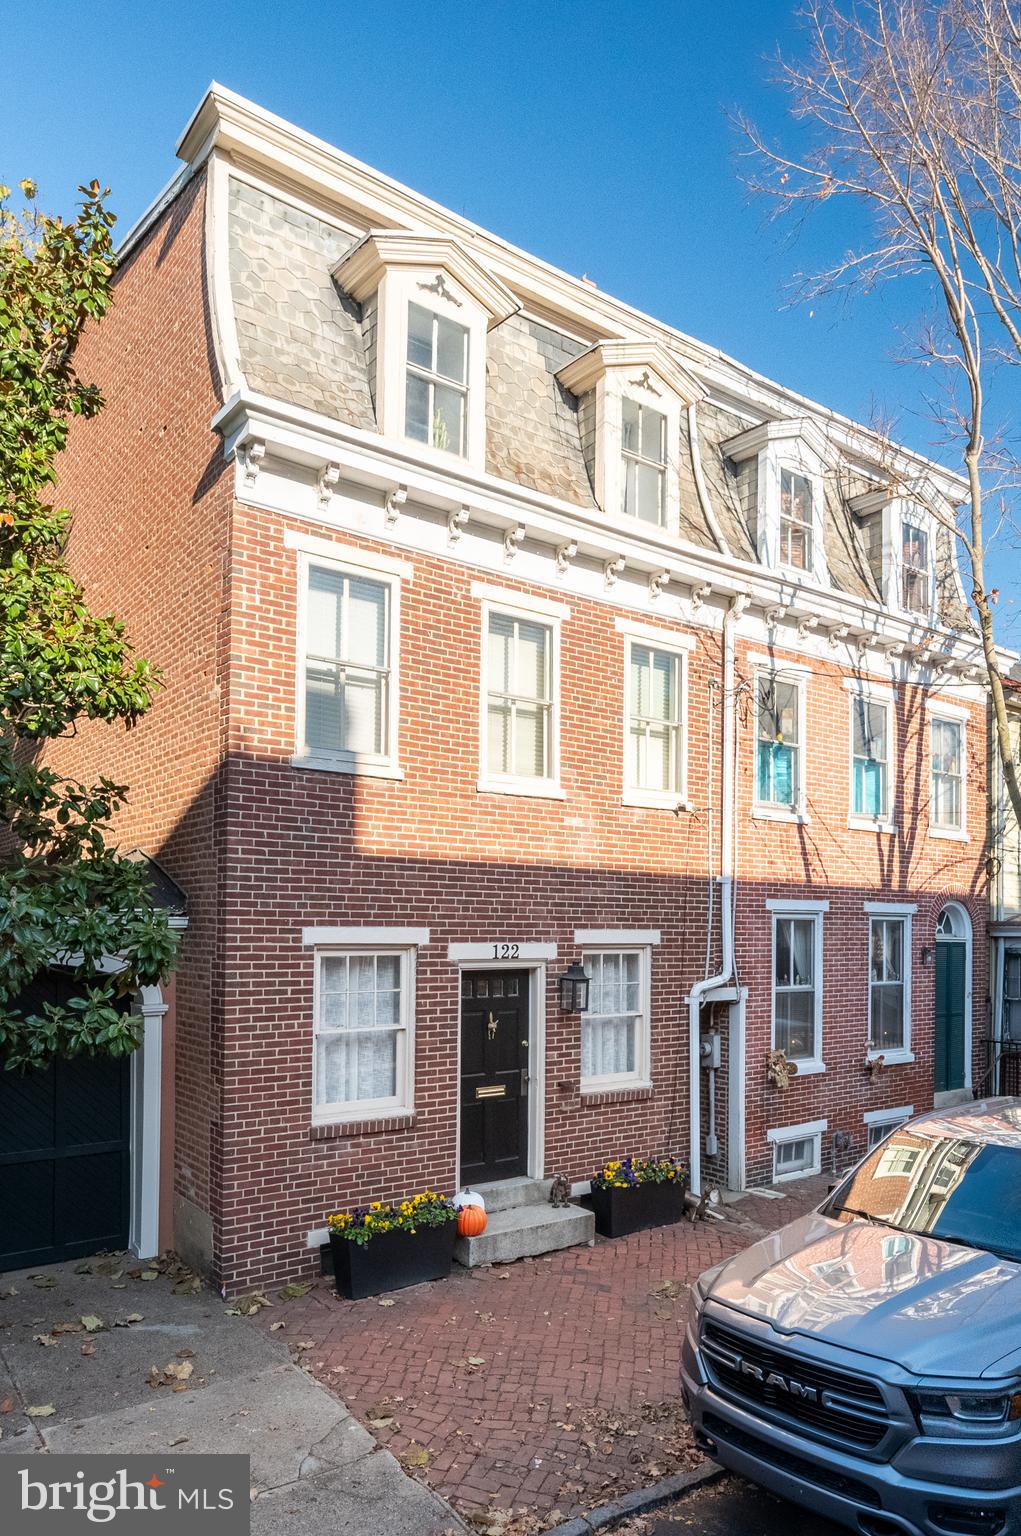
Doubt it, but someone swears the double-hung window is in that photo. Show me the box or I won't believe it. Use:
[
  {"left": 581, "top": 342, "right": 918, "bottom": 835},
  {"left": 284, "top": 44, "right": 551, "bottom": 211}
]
[
  {"left": 931, "top": 717, "right": 964, "bottom": 832},
  {"left": 580, "top": 948, "right": 650, "bottom": 1089},
  {"left": 756, "top": 674, "right": 801, "bottom": 812},
  {"left": 851, "top": 695, "right": 891, "bottom": 821},
  {"left": 780, "top": 468, "right": 813, "bottom": 571},
  {"left": 767, "top": 1120, "right": 826, "bottom": 1181},
  {"left": 901, "top": 522, "right": 930, "bottom": 614},
  {"left": 627, "top": 642, "right": 684, "bottom": 799},
  {"left": 772, "top": 910, "right": 823, "bottom": 1066},
  {"left": 299, "top": 557, "right": 399, "bottom": 775},
  {"left": 485, "top": 609, "right": 555, "bottom": 788},
  {"left": 870, "top": 916, "right": 908, "bottom": 1053},
  {"left": 621, "top": 398, "right": 666, "bottom": 525},
  {"left": 314, "top": 949, "right": 413, "bottom": 1119},
  {"left": 405, "top": 302, "right": 469, "bottom": 456}
]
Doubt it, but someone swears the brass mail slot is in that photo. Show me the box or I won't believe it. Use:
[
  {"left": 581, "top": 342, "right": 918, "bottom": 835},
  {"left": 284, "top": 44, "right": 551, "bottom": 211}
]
[{"left": 475, "top": 1083, "right": 507, "bottom": 1100}]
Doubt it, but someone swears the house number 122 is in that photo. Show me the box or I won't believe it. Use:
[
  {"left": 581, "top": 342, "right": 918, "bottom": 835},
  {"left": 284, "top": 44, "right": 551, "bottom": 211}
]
[{"left": 492, "top": 943, "right": 520, "bottom": 960}]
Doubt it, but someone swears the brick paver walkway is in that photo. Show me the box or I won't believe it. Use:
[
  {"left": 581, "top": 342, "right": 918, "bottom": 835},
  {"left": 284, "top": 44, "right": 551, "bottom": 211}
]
[{"left": 259, "top": 1180, "right": 828, "bottom": 1530}]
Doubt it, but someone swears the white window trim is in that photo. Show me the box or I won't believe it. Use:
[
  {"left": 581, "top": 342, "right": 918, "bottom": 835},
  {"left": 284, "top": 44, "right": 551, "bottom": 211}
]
[
  {"left": 574, "top": 928, "right": 661, "bottom": 946},
  {"left": 864, "top": 1105, "right": 914, "bottom": 1151},
  {"left": 776, "top": 460, "right": 824, "bottom": 582},
  {"left": 303, "top": 926, "right": 430, "bottom": 947},
  {"left": 770, "top": 907, "right": 825, "bottom": 1075},
  {"left": 897, "top": 508, "right": 937, "bottom": 624},
  {"left": 621, "top": 633, "right": 691, "bottom": 810},
  {"left": 767, "top": 1118, "right": 827, "bottom": 1182},
  {"left": 312, "top": 944, "right": 417, "bottom": 1125},
  {"left": 477, "top": 595, "right": 563, "bottom": 799},
  {"left": 291, "top": 549, "right": 403, "bottom": 780},
  {"left": 579, "top": 944, "right": 653, "bottom": 1093},
  {"left": 753, "top": 667, "right": 808, "bottom": 822},
  {"left": 847, "top": 689, "right": 896, "bottom": 832},
  {"left": 929, "top": 712, "right": 968, "bottom": 840},
  {"left": 867, "top": 907, "right": 914, "bottom": 1065}
]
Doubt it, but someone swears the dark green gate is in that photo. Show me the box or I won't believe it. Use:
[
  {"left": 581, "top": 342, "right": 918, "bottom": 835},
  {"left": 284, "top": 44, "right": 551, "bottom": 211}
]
[{"left": 0, "top": 972, "right": 131, "bottom": 1272}]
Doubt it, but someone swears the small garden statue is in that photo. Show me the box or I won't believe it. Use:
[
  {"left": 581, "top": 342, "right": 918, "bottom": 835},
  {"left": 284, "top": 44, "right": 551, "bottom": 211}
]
[
  {"left": 549, "top": 1173, "right": 571, "bottom": 1208},
  {"left": 767, "top": 1048, "right": 799, "bottom": 1090}
]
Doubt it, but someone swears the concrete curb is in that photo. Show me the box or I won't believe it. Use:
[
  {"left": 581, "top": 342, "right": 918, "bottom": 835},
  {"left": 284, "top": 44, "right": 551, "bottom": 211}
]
[{"left": 542, "top": 1461, "right": 726, "bottom": 1535}]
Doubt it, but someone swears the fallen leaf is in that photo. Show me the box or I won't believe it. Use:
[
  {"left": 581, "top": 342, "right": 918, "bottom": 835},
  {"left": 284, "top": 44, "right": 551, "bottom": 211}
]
[
  {"left": 278, "top": 1282, "right": 310, "bottom": 1300},
  {"left": 32, "top": 1334, "right": 58, "bottom": 1347},
  {"left": 377, "top": 1298, "right": 396, "bottom": 1308},
  {"left": 0, "top": 1397, "right": 14, "bottom": 1414},
  {"left": 139, "top": 1270, "right": 159, "bottom": 1282},
  {"left": 403, "top": 1445, "right": 429, "bottom": 1468},
  {"left": 170, "top": 1437, "right": 189, "bottom": 1447},
  {"left": 26, "top": 1405, "right": 55, "bottom": 1418},
  {"left": 30, "top": 1275, "right": 56, "bottom": 1290},
  {"left": 165, "top": 1361, "right": 193, "bottom": 1381},
  {"left": 172, "top": 1276, "right": 200, "bottom": 1296},
  {"left": 113, "top": 1313, "right": 144, "bottom": 1328},
  {"left": 176, "top": 1347, "right": 194, "bottom": 1359},
  {"left": 80, "top": 1315, "right": 105, "bottom": 1333},
  {"left": 270, "top": 1322, "right": 285, "bottom": 1331},
  {"left": 293, "top": 1341, "right": 314, "bottom": 1352},
  {"left": 80, "top": 1343, "right": 96, "bottom": 1358},
  {"left": 465, "top": 1355, "right": 486, "bottom": 1367},
  {"left": 73, "top": 1262, "right": 93, "bottom": 1275}
]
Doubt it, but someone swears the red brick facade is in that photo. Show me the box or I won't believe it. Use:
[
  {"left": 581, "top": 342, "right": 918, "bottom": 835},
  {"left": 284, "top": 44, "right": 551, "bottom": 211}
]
[{"left": 53, "top": 141, "right": 989, "bottom": 1292}]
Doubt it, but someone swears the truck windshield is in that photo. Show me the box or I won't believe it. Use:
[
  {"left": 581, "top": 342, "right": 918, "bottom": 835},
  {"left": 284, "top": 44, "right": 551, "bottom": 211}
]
[{"left": 826, "top": 1128, "right": 1021, "bottom": 1264}]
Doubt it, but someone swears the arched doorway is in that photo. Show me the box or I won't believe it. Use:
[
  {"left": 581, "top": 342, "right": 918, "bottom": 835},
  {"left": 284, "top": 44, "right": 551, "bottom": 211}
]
[{"left": 934, "top": 903, "right": 972, "bottom": 1098}]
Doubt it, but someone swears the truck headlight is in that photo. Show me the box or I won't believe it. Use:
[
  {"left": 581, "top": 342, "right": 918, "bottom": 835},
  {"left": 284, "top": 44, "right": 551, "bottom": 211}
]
[{"left": 914, "top": 1389, "right": 1021, "bottom": 1424}]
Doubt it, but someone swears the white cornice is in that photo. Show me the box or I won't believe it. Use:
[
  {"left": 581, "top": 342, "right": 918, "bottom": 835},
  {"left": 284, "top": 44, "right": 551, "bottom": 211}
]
[
  {"left": 333, "top": 231, "right": 519, "bottom": 327},
  {"left": 210, "top": 385, "right": 1010, "bottom": 671},
  {"left": 556, "top": 338, "right": 706, "bottom": 405},
  {"left": 722, "top": 417, "right": 835, "bottom": 468},
  {"left": 165, "top": 84, "right": 968, "bottom": 502}
]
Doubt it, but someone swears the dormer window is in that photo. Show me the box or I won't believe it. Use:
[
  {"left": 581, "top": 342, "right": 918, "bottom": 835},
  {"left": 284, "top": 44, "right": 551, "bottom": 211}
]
[
  {"left": 721, "top": 419, "right": 830, "bottom": 586},
  {"left": 333, "top": 231, "right": 518, "bottom": 473},
  {"left": 557, "top": 339, "right": 705, "bottom": 537},
  {"left": 405, "top": 303, "right": 469, "bottom": 455},
  {"left": 780, "top": 469, "right": 813, "bottom": 571},
  {"left": 901, "top": 521, "right": 930, "bottom": 614},
  {"left": 622, "top": 398, "right": 666, "bottom": 525}
]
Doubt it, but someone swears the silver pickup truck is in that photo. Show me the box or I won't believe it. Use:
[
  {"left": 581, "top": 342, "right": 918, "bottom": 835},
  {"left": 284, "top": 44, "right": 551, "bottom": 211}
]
[{"left": 682, "top": 1099, "right": 1021, "bottom": 1536}]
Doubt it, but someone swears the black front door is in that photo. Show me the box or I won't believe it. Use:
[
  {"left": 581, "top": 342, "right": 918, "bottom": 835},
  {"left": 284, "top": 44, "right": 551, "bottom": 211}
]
[
  {"left": 0, "top": 971, "right": 131, "bottom": 1272},
  {"left": 460, "top": 970, "right": 529, "bottom": 1185}
]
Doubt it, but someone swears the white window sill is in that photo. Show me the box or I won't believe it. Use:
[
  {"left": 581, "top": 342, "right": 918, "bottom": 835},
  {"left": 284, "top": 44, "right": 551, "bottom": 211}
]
[
  {"left": 773, "top": 1164, "right": 822, "bottom": 1184},
  {"left": 312, "top": 1104, "right": 412, "bottom": 1125},
  {"left": 580, "top": 1078, "right": 653, "bottom": 1095},
  {"left": 867, "top": 1049, "right": 915, "bottom": 1066},
  {"left": 929, "top": 825, "right": 969, "bottom": 842},
  {"left": 477, "top": 777, "right": 566, "bottom": 801},
  {"left": 787, "top": 1059, "right": 826, "bottom": 1077},
  {"left": 621, "top": 790, "right": 692, "bottom": 811},
  {"left": 752, "top": 805, "right": 811, "bottom": 825},
  {"left": 291, "top": 754, "right": 404, "bottom": 781},
  {"left": 848, "top": 817, "right": 897, "bottom": 836}
]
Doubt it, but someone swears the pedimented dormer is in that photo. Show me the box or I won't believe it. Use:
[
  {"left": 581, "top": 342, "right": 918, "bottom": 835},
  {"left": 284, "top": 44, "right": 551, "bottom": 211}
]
[
  {"left": 722, "top": 419, "right": 832, "bottom": 586},
  {"left": 556, "top": 340, "right": 705, "bottom": 535},
  {"left": 850, "top": 488, "right": 940, "bottom": 625},
  {"left": 333, "top": 232, "right": 518, "bottom": 471}
]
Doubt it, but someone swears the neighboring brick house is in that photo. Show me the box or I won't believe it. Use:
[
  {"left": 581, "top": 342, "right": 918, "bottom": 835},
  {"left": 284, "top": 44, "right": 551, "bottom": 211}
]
[
  {"left": 43, "top": 86, "right": 999, "bottom": 1291},
  {"left": 989, "top": 675, "right": 1021, "bottom": 1095}
]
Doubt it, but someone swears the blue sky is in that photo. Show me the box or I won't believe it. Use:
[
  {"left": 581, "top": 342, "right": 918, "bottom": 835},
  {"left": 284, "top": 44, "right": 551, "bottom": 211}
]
[{"left": 4, "top": 0, "right": 1017, "bottom": 641}]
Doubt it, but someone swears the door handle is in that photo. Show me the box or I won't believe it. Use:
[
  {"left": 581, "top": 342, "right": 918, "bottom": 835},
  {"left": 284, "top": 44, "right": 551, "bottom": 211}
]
[{"left": 520, "top": 1068, "right": 529, "bottom": 1094}]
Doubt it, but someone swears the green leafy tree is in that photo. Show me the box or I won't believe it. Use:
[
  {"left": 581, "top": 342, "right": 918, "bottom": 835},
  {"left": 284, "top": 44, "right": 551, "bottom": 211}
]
[{"left": 0, "top": 178, "right": 176, "bottom": 1069}]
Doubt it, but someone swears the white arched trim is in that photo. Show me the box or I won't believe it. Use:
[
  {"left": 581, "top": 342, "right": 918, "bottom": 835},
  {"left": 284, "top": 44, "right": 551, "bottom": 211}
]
[{"left": 936, "top": 902, "right": 973, "bottom": 1093}]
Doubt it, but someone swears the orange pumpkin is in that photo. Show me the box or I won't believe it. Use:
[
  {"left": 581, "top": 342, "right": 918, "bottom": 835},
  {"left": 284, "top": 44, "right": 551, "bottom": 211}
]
[{"left": 457, "top": 1204, "right": 487, "bottom": 1238}]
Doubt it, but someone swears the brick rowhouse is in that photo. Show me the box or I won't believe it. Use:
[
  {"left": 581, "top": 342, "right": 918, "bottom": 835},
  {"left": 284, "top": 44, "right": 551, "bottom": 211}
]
[{"left": 50, "top": 86, "right": 993, "bottom": 1290}]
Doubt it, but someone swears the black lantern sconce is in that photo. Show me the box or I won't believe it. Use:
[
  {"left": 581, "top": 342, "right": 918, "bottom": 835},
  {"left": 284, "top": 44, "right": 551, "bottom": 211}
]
[{"left": 558, "top": 961, "right": 591, "bottom": 1012}]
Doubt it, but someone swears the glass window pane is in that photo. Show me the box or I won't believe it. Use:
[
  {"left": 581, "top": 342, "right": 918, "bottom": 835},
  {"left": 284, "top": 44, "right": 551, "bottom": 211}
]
[
  {"left": 781, "top": 469, "right": 812, "bottom": 524},
  {"left": 622, "top": 398, "right": 640, "bottom": 454},
  {"left": 305, "top": 663, "right": 342, "bottom": 752},
  {"left": 513, "top": 702, "right": 546, "bottom": 777},
  {"left": 791, "top": 920, "right": 814, "bottom": 985},
  {"left": 514, "top": 621, "right": 548, "bottom": 701},
  {"left": 431, "top": 381, "right": 464, "bottom": 454},
  {"left": 637, "top": 461, "right": 664, "bottom": 524},
  {"left": 407, "top": 303, "right": 433, "bottom": 369},
  {"left": 776, "top": 990, "right": 815, "bottom": 1059},
  {"left": 342, "top": 672, "right": 384, "bottom": 755},
  {"left": 306, "top": 567, "right": 344, "bottom": 659},
  {"left": 623, "top": 457, "right": 638, "bottom": 518},
  {"left": 641, "top": 405, "right": 666, "bottom": 464},
  {"left": 872, "top": 985, "right": 904, "bottom": 1050},
  {"left": 317, "top": 1030, "right": 397, "bottom": 1105},
  {"left": 405, "top": 371, "right": 430, "bottom": 442},
  {"left": 642, "top": 725, "right": 674, "bottom": 791},
  {"left": 775, "top": 920, "right": 792, "bottom": 986},
  {"left": 487, "top": 700, "right": 511, "bottom": 775},
  {"left": 648, "top": 651, "right": 675, "bottom": 723},
  {"left": 488, "top": 613, "right": 513, "bottom": 693},
  {"left": 345, "top": 578, "right": 387, "bottom": 668},
  {"left": 435, "top": 314, "right": 468, "bottom": 384}
]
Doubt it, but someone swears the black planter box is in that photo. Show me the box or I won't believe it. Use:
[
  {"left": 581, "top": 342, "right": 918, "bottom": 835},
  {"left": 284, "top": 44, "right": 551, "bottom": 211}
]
[
  {"left": 329, "top": 1221, "right": 456, "bottom": 1300},
  {"left": 589, "top": 1180, "right": 688, "bottom": 1239}
]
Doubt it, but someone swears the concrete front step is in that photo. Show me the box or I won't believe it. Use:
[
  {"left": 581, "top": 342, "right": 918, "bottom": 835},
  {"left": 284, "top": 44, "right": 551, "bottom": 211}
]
[
  {"left": 469, "top": 1176, "right": 553, "bottom": 1215},
  {"left": 454, "top": 1201, "right": 594, "bottom": 1268}
]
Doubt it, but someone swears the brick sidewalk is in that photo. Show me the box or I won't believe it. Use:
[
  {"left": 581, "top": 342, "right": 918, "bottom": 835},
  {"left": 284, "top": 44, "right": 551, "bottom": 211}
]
[{"left": 259, "top": 1179, "right": 828, "bottom": 1530}]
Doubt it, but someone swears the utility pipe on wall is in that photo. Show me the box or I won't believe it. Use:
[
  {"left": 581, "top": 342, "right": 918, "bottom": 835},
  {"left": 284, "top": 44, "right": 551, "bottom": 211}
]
[{"left": 687, "top": 591, "right": 748, "bottom": 1197}]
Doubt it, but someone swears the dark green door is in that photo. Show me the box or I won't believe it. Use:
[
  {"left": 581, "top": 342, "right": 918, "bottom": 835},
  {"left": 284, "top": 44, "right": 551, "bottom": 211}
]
[{"left": 935, "top": 941, "right": 967, "bottom": 1093}]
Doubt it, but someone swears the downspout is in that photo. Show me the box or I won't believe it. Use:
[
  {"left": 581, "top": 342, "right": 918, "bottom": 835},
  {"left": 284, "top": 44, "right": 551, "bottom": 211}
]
[
  {"left": 688, "top": 400, "right": 730, "bottom": 555},
  {"left": 688, "top": 591, "right": 748, "bottom": 1197}
]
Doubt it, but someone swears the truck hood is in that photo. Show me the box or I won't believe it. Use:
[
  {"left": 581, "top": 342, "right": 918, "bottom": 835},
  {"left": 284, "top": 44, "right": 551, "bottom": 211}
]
[{"left": 707, "top": 1213, "right": 1021, "bottom": 1379}]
